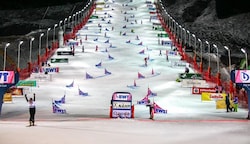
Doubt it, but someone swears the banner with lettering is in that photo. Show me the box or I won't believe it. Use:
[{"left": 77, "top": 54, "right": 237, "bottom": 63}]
[
  {"left": 3, "top": 93, "right": 12, "bottom": 103},
  {"left": 192, "top": 87, "right": 216, "bottom": 94},
  {"left": 0, "top": 71, "right": 15, "bottom": 84},
  {"left": 39, "top": 67, "right": 59, "bottom": 73},
  {"left": 201, "top": 92, "right": 226, "bottom": 101},
  {"left": 16, "top": 80, "right": 37, "bottom": 87},
  {"left": 235, "top": 70, "right": 250, "bottom": 83}
]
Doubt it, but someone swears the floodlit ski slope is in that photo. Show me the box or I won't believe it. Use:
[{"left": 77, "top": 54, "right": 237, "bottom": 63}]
[{"left": 1, "top": 0, "right": 248, "bottom": 121}]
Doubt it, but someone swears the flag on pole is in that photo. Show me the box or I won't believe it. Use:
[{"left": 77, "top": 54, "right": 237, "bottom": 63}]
[
  {"left": 104, "top": 39, "right": 109, "bottom": 43},
  {"left": 153, "top": 102, "right": 167, "bottom": 114},
  {"left": 108, "top": 54, "right": 114, "bottom": 60},
  {"left": 134, "top": 79, "right": 137, "bottom": 87},
  {"left": 138, "top": 72, "right": 145, "bottom": 79},
  {"left": 138, "top": 49, "right": 144, "bottom": 54},
  {"left": 147, "top": 87, "right": 157, "bottom": 97},
  {"left": 95, "top": 61, "right": 102, "bottom": 67},
  {"left": 66, "top": 81, "right": 74, "bottom": 88},
  {"left": 54, "top": 95, "right": 66, "bottom": 104},
  {"left": 52, "top": 101, "right": 66, "bottom": 114},
  {"left": 78, "top": 88, "right": 88, "bottom": 96},
  {"left": 105, "top": 68, "right": 112, "bottom": 75},
  {"left": 86, "top": 72, "right": 94, "bottom": 79},
  {"left": 137, "top": 95, "right": 149, "bottom": 105}
]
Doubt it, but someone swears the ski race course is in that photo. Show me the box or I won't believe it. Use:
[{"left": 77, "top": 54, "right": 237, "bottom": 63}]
[{"left": 1, "top": 0, "right": 249, "bottom": 144}]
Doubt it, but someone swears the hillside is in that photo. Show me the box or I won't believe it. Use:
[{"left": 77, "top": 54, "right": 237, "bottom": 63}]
[{"left": 162, "top": 0, "right": 250, "bottom": 77}]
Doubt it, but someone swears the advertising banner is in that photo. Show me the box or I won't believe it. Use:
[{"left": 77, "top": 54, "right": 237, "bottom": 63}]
[
  {"left": 179, "top": 73, "right": 203, "bottom": 79},
  {"left": 3, "top": 93, "right": 12, "bottom": 103},
  {"left": 201, "top": 92, "right": 226, "bottom": 101},
  {"left": 111, "top": 92, "right": 133, "bottom": 118},
  {"left": 235, "top": 70, "right": 250, "bottom": 83},
  {"left": 16, "top": 80, "right": 37, "bottom": 87},
  {"left": 39, "top": 67, "right": 59, "bottom": 73},
  {"left": 181, "top": 79, "right": 207, "bottom": 88},
  {"left": 157, "top": 33, "right": 168, "bottom": 37},
  {"left": 0, "top": 71, "right": 15, "bottom": 84},
  {"left": 171, "top": 61, "right": 187, "bottom": 68},
  {"left": 153, "top": 22, "right": 161, "bottom": 26},
  {"left": 216, "top": 100, "right": 226, "bottom": 109},
  {"left": 112, "top": 92, "right": 132, "bottom": 101},
  {"left": 192, "top": 87, "right": 216, "bottom": 94},
  {"left": 30, "top": 73, "right": 52, "bottom": 81},
  {"left": 112, "top": 109, "right": 131, "bottom": 118},
  {"left": 50, "top": 58, "right": 69, "bottom": 63}
]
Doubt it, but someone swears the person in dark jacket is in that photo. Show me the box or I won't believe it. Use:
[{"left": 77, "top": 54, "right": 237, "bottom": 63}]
[
  {"left": 25, "top": 93, "right": 36, "bottom": 126},
  {"left": 225, "top": 94, "right": 232, "bottom": 112}
]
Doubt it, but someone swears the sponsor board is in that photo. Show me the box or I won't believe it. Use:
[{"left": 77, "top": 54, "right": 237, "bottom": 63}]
[
  {"left": 235, "top": 70, "right": 250, "bottom": 83},
  {"left": 39, "top": 67, "right": 59, "bottom": 73},
  {"left": 50, "top": 58, "right": 69, "bottom": 63},
  {"left": 30, "top": 73, "right": 52, "bottom": 81},
  {"left": 157, "top": 33, "right": 168, "bottom": 37},
  {"left": 181, "top": 79, "right": 207, "bottom": 87},
  {"left": 153, "top": 22, "right": 161, "bottom": 26},
  {"left": 192, "top": 87, "right": 216, "bottom": 94},
  {"left": 0, "top": 71, "right": 15, "bottom": 84},
  {"left": 150, "top": 15, "right": 158, "bottom": 20},
  {"left": 153, "top": 26, "right": 164, "bottom": 31},
  {"left": 16, "top": 80, "right": 36, "bottom": 87},
  {"left": 96, "top": 2, "right": 105, "bottom": 5},
  {"left": 3, "top": 93, "right": 12, "bottom": 103},
  {"left": 162, "top": 40, "right": 172, "bottom": 45},
  {"left": 179, "top": 73, "right": 203, "bottom": 79},
  {"left": 90, "top": 15, "right": 99, "bottom": 18},
  {"left": 201, "top": 92, "right": 226, "bottom": 101},
  {"left": 171, "top": 61, "right": 187, "bottom": 68},
  {"left": 216, "top": 100, "right": 226, "bottom": 109},
  {"left": 149, "top": 11, "right": 156, "bottom": 14}
]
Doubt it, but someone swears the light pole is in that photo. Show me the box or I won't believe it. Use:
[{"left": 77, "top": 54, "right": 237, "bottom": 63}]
[
  {"left": 183, "top": 28, "right": 186, "bottom": 46},
  {"left": 213, "top": 44, "right": 220, "bottom": 85},
  {"left": 76, "top": 12, "right": 78, "bottom": 24},
  {"left": 213, "top": 44, "right": 219, "bottom": 73},
  {"left": 53, "top": 24, "right": 58, "bottom": 43},
  {"left": 192, "top": 34, "right": 196, "bottom": 62},
  {"left": 224, "top": 46, "right": 231, "bottom": 72},
  {"left": 59, "top": 20, "right": 63, "bottom": 27},
  {"left": 39, "top": 33, "right": 44, "bottom": 56},
  {"left": 205, "top": 41, "right": 211, "bottom": 76},
  {"left": 78, "top": 11, "right": 82, "bottom": 22},
  {"left": 241, "top": 48, "right": 248, "bottom": 70},
  {"left": 38, "top": 33, "right": 44, "bottom": 65},
  {"left": 46, "top": 28, "right": 51, "bottom": 49},
  {"left": 29, "top": 37, "right": 35, "bottom": 63},
  {"left": 179, "top": 25, "right": 182, "bottom": 44},
  {"left": 28, "top": 37, "right": 35, "bottom": 72},
  {"left": 68, "top": 16, "right": 71, "bottom": 28},
  {"left": 187, "top": 30, "right": 190, "bottom": 47},
  {"left": 17, "top": 41, "right": 23, "bottom": 72},
  {"left": 63, "top": 18, "right": 67, "bottom": 32},
  {"left": 3, "top": 43, "right": 10, "bottom": 71},
  {"left": 198, "top": 39, "right": 203, "bottom": 72}
]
